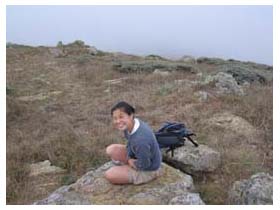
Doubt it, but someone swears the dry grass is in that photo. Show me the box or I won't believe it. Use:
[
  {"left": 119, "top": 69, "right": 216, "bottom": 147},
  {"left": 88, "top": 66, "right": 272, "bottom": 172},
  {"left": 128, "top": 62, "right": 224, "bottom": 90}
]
[{"left": 6, "top": 45, "right": 272, "bottom": 204}]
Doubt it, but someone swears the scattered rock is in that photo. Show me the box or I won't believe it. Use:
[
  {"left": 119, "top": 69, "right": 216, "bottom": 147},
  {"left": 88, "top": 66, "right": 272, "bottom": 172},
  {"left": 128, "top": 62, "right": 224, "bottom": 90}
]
[
  {"left": 87, "top": 46, "right": 98, "bottom": 55},
  {"left": 153, "top": 69, "right": 170, "bottom": 76},
  {"left": 103, "top": 77, "right": 128, "bottom": 85},
  {"left": 228, "top": 172, "right": 273, "bottom": 204},
  {"left": 194, "top": 91, "right": 209, "bottom": 102},
  {"left": 179, "top": 55, "right": 197, "bottom": 65},
  {"left": 162, "top": 142, "right": 221, "bottom": 174},
  {"left": 34, "top": 161, "right": 205, "bottom": 205},
  {"left": 174, "top": 79, "right": 198, "bottom": 86},
  {"left": 29, "top": 160, "right": 66, "bottom": 177}
]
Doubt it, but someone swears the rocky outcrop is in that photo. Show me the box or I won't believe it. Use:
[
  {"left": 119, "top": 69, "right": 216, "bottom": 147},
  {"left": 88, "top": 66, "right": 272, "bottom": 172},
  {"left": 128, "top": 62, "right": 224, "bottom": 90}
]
[
  {"left": 197, "top": 57, "right": 226, "bottom": 65},
  {"left": 215, "top": 72, "right": 244, "bottom": 95},
  {"left": 196, "top": 57, "right": 272, "bottom": 85},
  {"left": 228, "top": 172, "right": 273, "bottom": 204},
  {"left": 34, "top": 161, "right": 205, "bottom": 205},
  {"left": 113, "top": 61, "right": 197, "bottom": 74},
  {"left": 204, "top": 72, "right": 244, "bottom": 95},
  {"left": 162, "top": 142, "right": 221, "bottom": 175},
  {"left": 220, "top": 64, "right": 268, "bottom": 85}
]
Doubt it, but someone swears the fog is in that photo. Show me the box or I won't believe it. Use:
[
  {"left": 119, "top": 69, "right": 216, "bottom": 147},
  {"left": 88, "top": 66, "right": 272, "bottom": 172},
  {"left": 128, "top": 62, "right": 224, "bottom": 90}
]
[{"left": 6, "top": 5, "right": 273, "bottom": 65}]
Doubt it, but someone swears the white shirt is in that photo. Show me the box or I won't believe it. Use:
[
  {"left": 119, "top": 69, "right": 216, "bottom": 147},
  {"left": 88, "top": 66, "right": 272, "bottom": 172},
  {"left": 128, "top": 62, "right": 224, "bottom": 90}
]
[{"left": 129, "top": 118, "right": 140, "bottom": 135}]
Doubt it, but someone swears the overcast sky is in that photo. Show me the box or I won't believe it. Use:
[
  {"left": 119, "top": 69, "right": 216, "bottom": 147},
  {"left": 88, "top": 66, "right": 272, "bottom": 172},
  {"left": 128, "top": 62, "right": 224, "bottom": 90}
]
[{"left": 6, "top": 5, "right": 273, "bottom": 65}]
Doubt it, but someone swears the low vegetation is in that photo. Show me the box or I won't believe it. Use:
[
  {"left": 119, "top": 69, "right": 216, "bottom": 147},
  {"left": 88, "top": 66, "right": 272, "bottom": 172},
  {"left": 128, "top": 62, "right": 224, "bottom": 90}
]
[{"left": 6, "top": 41, "right": 272, "bottom": 204}]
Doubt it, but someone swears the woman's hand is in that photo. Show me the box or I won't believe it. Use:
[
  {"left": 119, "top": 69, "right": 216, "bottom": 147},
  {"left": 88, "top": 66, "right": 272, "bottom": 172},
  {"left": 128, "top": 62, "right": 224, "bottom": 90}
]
[{"left": 128, "top": 158, "right": 137, "bottom": 169}]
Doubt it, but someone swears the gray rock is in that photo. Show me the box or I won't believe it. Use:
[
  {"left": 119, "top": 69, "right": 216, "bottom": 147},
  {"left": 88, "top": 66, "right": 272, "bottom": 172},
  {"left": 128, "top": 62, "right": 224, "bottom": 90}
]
[
  {"left": 87, "top": 46, "right": 98, "bottom": 55},
  {"left": 169, "top": 193, "right": 205, "bottom": 205},
  {"left": 194, "top": 91, "right": 209, "bottom": 102},
  {"left": 153, "top": 69, "right": 170, "bottom": 76},
  {"left": 179, "top": 55, "right": 196, "bottom": 64},
  {"left": 212, "top": 72, "right": 244, "bottom": 95},
  {"left": 220, "top": 62, "right": 271, "bottom": 84},
  {"left": 163, "top": 142, "right": 221, "bottom": 174},
  {"left": 103, "top": 77, "right": 128, "bottom": 85},
  {"left": 228, "top": 172, "right": 273, "bottom": 205},
  {"left": 174, "top": 79, "right": 199, "bottom": 86},
  {"left": 34, "top": 161, "right": 205, "bottom": 205},
  {"left": 34, "top": 186, "right": 91, "bottom": 205},
  {"left": 29, "top": 160, "right": 66, "bottom": 177}
]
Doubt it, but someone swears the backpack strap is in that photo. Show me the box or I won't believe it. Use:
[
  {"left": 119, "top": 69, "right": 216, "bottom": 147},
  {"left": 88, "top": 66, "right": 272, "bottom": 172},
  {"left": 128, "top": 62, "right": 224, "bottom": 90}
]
[
  {"left": 184, "top": 135, "right": 199, "bottom": 147},
  {"left": 165, "top": 145, "right": 176, "bottom": 157}
]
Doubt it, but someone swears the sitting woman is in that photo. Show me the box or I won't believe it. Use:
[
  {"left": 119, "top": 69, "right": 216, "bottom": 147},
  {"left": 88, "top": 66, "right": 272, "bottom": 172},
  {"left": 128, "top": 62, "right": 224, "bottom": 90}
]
[{"left": 105, "top": 101, "right": 162, "bottom": 185}]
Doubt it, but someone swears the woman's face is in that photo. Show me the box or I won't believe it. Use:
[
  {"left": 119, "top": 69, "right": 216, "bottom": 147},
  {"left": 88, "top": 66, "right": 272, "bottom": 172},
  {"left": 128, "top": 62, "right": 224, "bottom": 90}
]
[{"left": 112, "top": 109, "right": 134, "bottom": 132}]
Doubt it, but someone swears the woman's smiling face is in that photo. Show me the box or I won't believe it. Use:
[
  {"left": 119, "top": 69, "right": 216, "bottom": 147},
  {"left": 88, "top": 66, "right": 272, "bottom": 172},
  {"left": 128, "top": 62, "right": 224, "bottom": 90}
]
[{"left": 112, "top": 109, "right": 134, "bottom": 132}]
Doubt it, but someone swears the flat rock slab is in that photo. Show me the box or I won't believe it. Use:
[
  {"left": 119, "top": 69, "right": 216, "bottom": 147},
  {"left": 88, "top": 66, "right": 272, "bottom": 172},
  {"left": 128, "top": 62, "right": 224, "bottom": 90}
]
[
  {"left": 162, "top": 143, "right": 221, "bottom": 174},
  {"left": 34, "top": 162, "right": 205, "bottom": 205}
]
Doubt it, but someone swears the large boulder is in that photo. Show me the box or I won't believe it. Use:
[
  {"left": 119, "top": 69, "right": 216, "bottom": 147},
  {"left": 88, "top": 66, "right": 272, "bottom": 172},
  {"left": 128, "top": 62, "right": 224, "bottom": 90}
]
[
  {"left": 212, "top": 72, "right": 244, "bottom": 95},
  {"left": 162, "top": 142, "right": 221, "bottom": 175},
  {"left": 34, "top": 162, "right": 205, "bottom": 205},
  {"left": 227, "top": 172, "right": 273, "bottom": 204},
  {"left": 203, "top": 72, "right": 244, "bottom": 95},
  {"left": 206, "top": 112, "right": 257, "bottom": 139}
]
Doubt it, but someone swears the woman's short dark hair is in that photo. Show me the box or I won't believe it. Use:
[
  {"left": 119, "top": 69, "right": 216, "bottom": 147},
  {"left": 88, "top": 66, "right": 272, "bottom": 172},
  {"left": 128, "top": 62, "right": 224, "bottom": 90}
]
[{"left": 111, "top": 101, "right": 135, "bottom": 116}]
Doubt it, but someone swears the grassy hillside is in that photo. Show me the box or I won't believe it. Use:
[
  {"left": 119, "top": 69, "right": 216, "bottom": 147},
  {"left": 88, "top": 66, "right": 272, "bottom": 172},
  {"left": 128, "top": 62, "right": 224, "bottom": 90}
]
[{"left": 6, "top": 42, "right": 272, "bottom": 204}]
